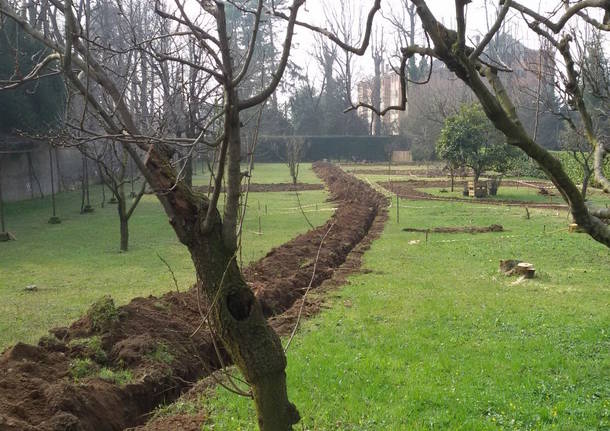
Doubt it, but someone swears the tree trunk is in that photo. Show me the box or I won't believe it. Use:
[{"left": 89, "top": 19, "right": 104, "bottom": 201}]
[
  {"left": 119, "top": 213, "right": 129, "bottom": 252},
  {"left": 450, "top": 169, "right": 455, "bottom": 192},
  {"left": 582, "top": 165, "right": 592, "bottom": 199},
  {"left": 117, "top": 185, "right": 128, "bottom": 252},
  {"left": 593, "top": 142, "right": 609, "bottom": 192},
  {"left": 188, "top": 225, "right": 299, "bottom": 431},
  {"left": 184, "top": 154, "right": 193, "bottom": 188}
]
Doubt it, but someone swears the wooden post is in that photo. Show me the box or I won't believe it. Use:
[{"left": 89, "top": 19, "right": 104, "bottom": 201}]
[
  {"left": 82, "top": 156, "right": 94, "bottom": 213},
  {"left": 258, "top": 200, "right": 262, "bottom": 234},
  {"left": 396, "top": 193, "right": 400, "bottom": 223},
  {"left": 265, "top": 204, "right": 268, "bottom": 215},
  {"left": 48, "top": 147, "right": 60, "bottom": 224},
  {"left": 27, "top": 152, "right": 35, "bottom": 199}
]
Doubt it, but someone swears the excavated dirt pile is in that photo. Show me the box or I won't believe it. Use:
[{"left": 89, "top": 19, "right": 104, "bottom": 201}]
[{"left": 0, "top": 162, "right": 388, "bottom": 431}]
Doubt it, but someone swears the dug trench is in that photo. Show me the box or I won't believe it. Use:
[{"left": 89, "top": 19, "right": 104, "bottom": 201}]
[{"left": 0, "top": 162, "right": 388, "bottom": 431}]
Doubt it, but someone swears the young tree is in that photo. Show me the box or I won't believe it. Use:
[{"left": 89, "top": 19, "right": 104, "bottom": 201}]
[
  {"left": 437, "top": 103, "right": 515, "bottom": 185},
  {"left": 560, "top": 125, "right": 594, "bottom": 199}
]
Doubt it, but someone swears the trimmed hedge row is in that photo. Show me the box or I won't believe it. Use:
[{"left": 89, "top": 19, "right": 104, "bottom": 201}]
[
  {"left": 509, "top": 151, "right": 610, "bottom": 185},
  {"left": 253, "top": 135, "right": 409, "bottom": 162}
]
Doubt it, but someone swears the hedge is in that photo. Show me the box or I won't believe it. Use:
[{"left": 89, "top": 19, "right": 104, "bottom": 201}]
[
  {"left": 509, "top": 151, "right": 610, "bottom": 185},
  {"left": 252, "top": 135, "right": 409, "bottom": 162}
]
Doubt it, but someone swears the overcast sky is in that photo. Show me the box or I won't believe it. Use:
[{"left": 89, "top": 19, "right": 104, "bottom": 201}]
[{"left": 288, "top": 0, "right": 608, "bottom": 84}]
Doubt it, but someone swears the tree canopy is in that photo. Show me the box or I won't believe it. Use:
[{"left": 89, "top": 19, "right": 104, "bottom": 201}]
[{"left": 437, "top": 103, "right": 517, "bottom": 181}]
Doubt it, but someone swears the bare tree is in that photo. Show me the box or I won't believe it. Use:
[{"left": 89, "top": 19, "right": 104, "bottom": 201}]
[
  {"left": 0, "top": 0, "right": 308, "bottom": 429},
  {"left": 371, "top": 30, "right": 384, "bottom": 136}
]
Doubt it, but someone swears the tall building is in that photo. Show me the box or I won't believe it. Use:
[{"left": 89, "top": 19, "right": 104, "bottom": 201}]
[{"left": 356, "top": 66, "right": 407, "bottom": 135}]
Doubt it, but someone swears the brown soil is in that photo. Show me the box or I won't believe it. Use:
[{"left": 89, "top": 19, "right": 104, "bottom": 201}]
[
  {"left": 0, "top": 162, "right": 388, "bottom": 431},
  {"left": 194, "top": 182, "right": 323, "bottom": 193},
  {"left": 403, "top": 224, "right": 504, "bottom": 234},
  {"left": 348, "top": 168, "right": 446, "bottom": 177},
  {"left": 382, "top": 179, "right": 569, "bottom": 210}
]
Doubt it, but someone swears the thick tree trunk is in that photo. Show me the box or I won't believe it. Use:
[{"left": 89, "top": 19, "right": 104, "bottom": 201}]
[
  {"left": 119, "top": 212, "right": 129, "bottom": 252},
  {"left": 184, "top": 154, "right": 193, "bottom": 188},
  {"left": 188, "top": 223, "right": 299, "bottom": 431}
]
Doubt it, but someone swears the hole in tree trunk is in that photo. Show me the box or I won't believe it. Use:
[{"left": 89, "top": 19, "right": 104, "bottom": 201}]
[{"left": 226, "top": 290, "right": 254, "bottom": 321}]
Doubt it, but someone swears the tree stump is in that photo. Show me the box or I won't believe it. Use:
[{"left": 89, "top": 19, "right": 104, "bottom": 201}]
[
  {"left": 500, "top": 260, "right": 535, "bottom": 278},
  {"left": 568, "top": 223, "right": 585, "bottom": 233},
  {"left": 0, "top": 231, "right": 15, "bottom": 241},
  {"left": 516, "top": 262, "right": 536, "bottom": 279}
]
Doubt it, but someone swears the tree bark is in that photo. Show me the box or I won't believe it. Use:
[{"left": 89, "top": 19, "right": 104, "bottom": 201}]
[
  {"left": 119, "top": 210, "right": 129, "bottom": 252},
  {"left": 117, "top": 189, "right": 129, "bottom": 252},
  {"left": 594, "top": 142, "right": 610, "bottom": 192},
  {"left": 188, "top": 218, "right": 299, "bottom": 431}
]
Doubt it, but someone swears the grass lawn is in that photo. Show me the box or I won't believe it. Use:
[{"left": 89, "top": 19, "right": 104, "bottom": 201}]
[
  {"left": 421, "top": 186, "right": 610, "bottom": 207},
  {"left": 192, "top": 162, "right": 322, "bottom": 186},
  {"left": 0, "top": 166, "right": 330, "bottom": 349},
  {"left": 198, "top": 197, "right": 610, "bottom": 429}
]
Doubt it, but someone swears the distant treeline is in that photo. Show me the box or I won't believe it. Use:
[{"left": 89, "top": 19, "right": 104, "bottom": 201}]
[{"left": 253, "top": 136, "right": 409, "bottom": 162}]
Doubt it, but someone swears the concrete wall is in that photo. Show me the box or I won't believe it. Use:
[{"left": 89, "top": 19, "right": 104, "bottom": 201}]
[{"left": 0, "top": 143, "right": 93, "bottom": 202}]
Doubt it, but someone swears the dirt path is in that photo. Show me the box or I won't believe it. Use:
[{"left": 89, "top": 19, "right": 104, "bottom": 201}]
[
  {"left": 381, "top": 180, "right": 569, "bottom": 210},
  {"left": 0, "top": 163, "right": 388, "bottom": 431}
]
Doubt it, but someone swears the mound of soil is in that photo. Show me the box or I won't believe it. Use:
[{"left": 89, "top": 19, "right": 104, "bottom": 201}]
[
  {"left": 194, "top": 182, "right": 323, "bottom": 193},
  {"left": 382, "top": 180, "right": 568, "bottom": 210},
  {"left": 0, "top": 163, "right": 388, "bottom": 431},
  {"left": 348, "top": 168, "right": 446, "bottom": 177},
  {"left": 403, "top": 224, "right": 504, "bottom": 234}
]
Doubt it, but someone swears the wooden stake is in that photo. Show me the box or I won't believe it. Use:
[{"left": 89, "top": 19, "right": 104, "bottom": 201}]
[{"left": 396, "top": 193, "right": 400, "bottom": 223}]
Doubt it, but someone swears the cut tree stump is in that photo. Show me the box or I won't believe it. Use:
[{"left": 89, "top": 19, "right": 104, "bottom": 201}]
[
  {"left": 500, "top": 260, "right": 536, "bottom": 278},
  {"left": 516, "top": 262, "right": 536, "bottom": 279},
  {"left": 0, "top": 231, "right": 15, "bottom": 241},
  {"left": 568, "top": 223, "right": 585, "bottom": 233}
]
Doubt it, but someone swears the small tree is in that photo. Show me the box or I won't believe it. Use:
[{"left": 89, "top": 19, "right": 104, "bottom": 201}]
[
  {"left": 437, "top": 104, "right": 514, "bottom": 188},
  {"left": 286, "top": 137, "right": 305, "bottom": 185},
  {"left": 561, "top": 126, "right": 594, "bottom": 199}
]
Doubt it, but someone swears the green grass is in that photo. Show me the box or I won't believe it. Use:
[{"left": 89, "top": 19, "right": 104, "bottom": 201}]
[
  {"left": 0, "top": 166, "right": 330, "bottom": 349},
  {"left": 201, "top": 199, "right": 609, "bottom": 430},
  {"left": 422, "top": 186, "right": 610, "bottom": 207},
  {"left": 192, "top": 162, "right": 322, "bottom": 186},
  {"left": 69, "top": 357, "right": 134, "bottom": 385}
]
